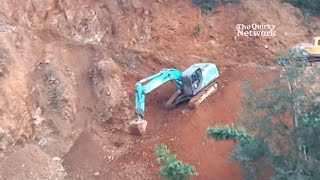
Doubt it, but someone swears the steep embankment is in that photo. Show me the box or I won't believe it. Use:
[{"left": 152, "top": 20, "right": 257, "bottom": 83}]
[{"left": 0, "top": 0, "right": 318, "bottom": 179}]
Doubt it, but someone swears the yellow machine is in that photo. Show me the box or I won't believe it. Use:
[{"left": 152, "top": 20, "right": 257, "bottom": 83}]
[
  {"left": 292, "top": 37, "right": 320, "bottom": 66},
  {"left": 301, "top": 37, "right": 320, "bottom": 57}
]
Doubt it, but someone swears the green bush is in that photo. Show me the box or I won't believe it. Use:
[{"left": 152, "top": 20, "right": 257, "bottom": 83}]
[
  {"left": 43, "top": 65, "right": 65, "bottom": 110},
  {"left": 192, "top": 23, "right": 201, "bottom": 37},
  {"left": 154, "top": 144, "right": 198, "bottom": 180},
  {"left": 206, "top": 125, "right": 254, "bottom": 143},
  {"left": 191, "top": 0, "right": 240, "bottom": 12}
]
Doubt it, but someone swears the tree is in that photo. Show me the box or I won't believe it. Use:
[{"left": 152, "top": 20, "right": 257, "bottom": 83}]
[
  {"left": 191, "top": 0, "right": 240, "bottom": 12},
  {"left": 206, "top": 52, "right": 320, "bottom": 179},
  {"left": 154, "top": 144, "right": 198, "bottom": 180},
  {"left": 284, "top": 0, "right": 320, "bottom": 15}
]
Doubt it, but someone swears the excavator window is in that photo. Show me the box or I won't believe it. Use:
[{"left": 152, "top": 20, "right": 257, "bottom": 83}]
[
  {"left": 191, "top": 69, "right": 202, "bottom": 90},
  {"left": 191, "top": 74, "right": 197, "bottom": 83},
  {"left": 195, "top": 69, "right": 202, "bottom": 81}
]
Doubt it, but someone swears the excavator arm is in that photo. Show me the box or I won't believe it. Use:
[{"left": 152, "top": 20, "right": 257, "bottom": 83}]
[{"left": 135, "top": 68, "right": 183, "bottom": 121}]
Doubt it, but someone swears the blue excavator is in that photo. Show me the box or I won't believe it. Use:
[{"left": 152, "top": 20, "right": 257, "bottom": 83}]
[{"left": 129, "top": 62, "right": 220, "bottom": 135}]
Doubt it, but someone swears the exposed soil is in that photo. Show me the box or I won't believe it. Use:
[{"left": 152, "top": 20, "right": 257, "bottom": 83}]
[{"left": 0, "top": 0, "right": 319, "bottom": 179}]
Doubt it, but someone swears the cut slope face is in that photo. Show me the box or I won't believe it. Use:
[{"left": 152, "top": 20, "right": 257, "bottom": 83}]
[
  {"left": 0, "top": 0, "right": 319, "bottom": 179},
  {"left": 0, "top": 144, "right": 66, "bottom": 180},
  {"left": 1, "top": 0, "right": 313, "bottom": 66}
]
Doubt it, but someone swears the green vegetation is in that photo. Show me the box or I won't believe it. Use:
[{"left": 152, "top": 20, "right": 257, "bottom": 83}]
[
  {"left": 285, "top": 0, "right": 320, "bottom": 15},
  {"left": 43, "top": 64, "right": 65, "bottom": 110},
  {"left": 277, "top": 47, "right": 310, "bottom": 66},
  {"left": 206, "top": 125, "right": 254, "bottom": 143},
  {"left": 191, "top": 0, "right": 240, "bottom": 12},
  {"left": 154, "top": 144, "right": 198, "bottom": 180},
  {"left": 207, "top": 51, "right": 320, "bottom": 179},
  {"left": 275, "top": 51, "right": 289, "bottom": 60},
  {"left": 303, "top": 12, "right": 312, "bottom": 26},
  {"left": 192, "top": 23, "right": 201, "bottom": 37}
]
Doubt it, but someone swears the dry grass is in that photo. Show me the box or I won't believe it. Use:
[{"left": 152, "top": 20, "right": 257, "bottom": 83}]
[
  {"left": 0, "top": 49, "right": 7, "bottom": 75},
  {"left": 42, "top": 64, "right": 66, "bottom": 110}
]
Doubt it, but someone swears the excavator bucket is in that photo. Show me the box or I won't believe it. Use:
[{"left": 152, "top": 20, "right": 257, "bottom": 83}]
[{"left": 128, "top": 119, "right": 148, "bottom": 136}]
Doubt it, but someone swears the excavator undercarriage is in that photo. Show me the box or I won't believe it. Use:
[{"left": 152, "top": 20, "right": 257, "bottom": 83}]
[{"left": 165, "top": 82, "right": 219, "bottom": 109}]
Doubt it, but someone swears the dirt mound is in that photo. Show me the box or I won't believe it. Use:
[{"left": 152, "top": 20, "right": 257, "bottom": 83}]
[
  {"left": 63, "top": 131, "right": 105, "bottom": 179},
  {"left": 62, "top": 129, "right": 135, "bottom": 180},
  {"left": 0, "top": 144, "right": 66, "bottom": 180}
]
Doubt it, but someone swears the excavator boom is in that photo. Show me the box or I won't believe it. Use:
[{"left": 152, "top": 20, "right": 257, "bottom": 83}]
[
  {"left": 135, "top": 68, "right": 183, "bottom": 119},
  {"left": 130, "top": 68, "right": 183, "bottom": 135}
]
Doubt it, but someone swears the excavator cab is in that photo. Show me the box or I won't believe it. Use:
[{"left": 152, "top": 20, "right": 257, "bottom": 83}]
[
  {"left": 191, "top": 68, "right": 202, "bottom": 95},
  {"left": 181, "top": 62, "right": 219, "bottom": 97},
  {"left": 182, "top": 68, "right": 203, "bottom": 95}
]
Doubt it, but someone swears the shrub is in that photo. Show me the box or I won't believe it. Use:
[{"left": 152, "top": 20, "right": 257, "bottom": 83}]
[
  {"left": 43, "top": 65, "right": 65, "bottom": 109},
  {"left": 192, "top": 23, "right": 201, "bottom": 37},
  {"left": 206, "top": 125, "right": 254, "bottom": 143},
  {"left": 154, "top": 144, "right": 198, "bottom": 180},
  {"left": 191, "top": 0, "right": 240, "bottom": 12}
]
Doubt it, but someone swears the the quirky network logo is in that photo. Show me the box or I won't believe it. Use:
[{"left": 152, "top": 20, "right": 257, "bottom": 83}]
[{"left": 235, "top": 23, "right": 276, "bottom": 37}]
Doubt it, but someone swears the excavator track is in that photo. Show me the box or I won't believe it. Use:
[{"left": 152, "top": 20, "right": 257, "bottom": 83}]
[
  {"left": 307, "top": 56, "right": 320, "bottom": 66},
  {"left": 165, "top": 90, "right": 193, "bottom": 109},
  {"left": 165, "top": 90, "right": 182, "bottom": 109},
  {"left": 188, "top": 82, "right": 219, "bottom": 109}
]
